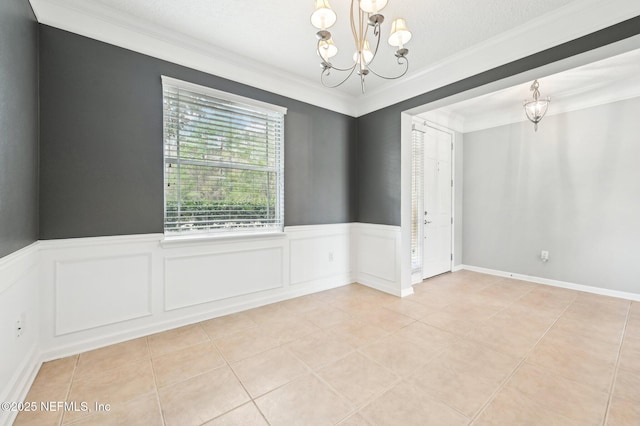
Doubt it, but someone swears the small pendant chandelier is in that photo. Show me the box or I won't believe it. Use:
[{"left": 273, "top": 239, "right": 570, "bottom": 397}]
[
  {"left": 523, "top": 79, "right": 551, "bottom": 131},
  {"left": 311, "top": 0, "right": 412, "bottom": 93}
]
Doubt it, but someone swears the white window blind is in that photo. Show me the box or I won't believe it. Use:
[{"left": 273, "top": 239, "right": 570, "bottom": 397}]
[
  {"left": 162, "top": 77, "right": 286, "bottom": 236},
  {"left": 411, "top": 125, "right": 424, "bottom": 272}
]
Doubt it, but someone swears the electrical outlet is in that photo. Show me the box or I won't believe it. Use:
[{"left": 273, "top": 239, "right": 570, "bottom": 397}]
[
  {"left": 540, "top": 250, "right": 549, "bottom": 262},
  {"left": 16, "top": 319, "right": 23, "bottom": 338},
  {"left": 15, "top": 312, "right": 26, "bottom": 338}
]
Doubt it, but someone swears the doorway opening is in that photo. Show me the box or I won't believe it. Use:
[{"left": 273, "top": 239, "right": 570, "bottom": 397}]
[{"left": 411, "top": 120, "right": 454, "bottom": 282}]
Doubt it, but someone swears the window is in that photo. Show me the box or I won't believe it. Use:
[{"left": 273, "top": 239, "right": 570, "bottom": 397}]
[{"left": 162, "top": 77, "right": 286, "bottom": 236}]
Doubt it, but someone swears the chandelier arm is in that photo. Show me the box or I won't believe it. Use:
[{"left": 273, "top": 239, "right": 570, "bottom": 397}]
[
  {"left": 360, "top": 9, "right": 367, "bottom": 51},
  {"left": 316, "top": 39, "right": 357, "bottom": 72},
  {"left": 368, "top": 23, "right": 383, "bottom": 64},
  {"left": 315, "top": 39, "right": 327, "bottom": 62},
  {"left": 325, "top": 63, "right": 360, "bottom": 72},
  {"left": 323, "top": 59, "right": 359, "bottom": 72},
  {"left": 367, "top": 56, "right": 409, "bottom": 80},
  {"left": 350, "top": 0, "right": 358, "bottom": 46},
  {"left": 320, "top": 64, "right": 358, "bottom": 89}
]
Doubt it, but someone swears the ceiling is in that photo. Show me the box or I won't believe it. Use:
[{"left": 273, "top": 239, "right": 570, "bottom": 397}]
[
  {"left": 421, "top": 48, "right": 640, "bottom": 133},
  {"left": 66, "top": 0, "right": 575, "bottom": 94},
  {"left": 29, "top": 0, "right": 640, "bottom": 116}
]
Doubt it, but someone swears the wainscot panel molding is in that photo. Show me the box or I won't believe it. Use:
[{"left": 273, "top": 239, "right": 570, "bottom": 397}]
[
  {"left": 1, "top": 222, "right": 412, "bottom": 424},
  {"left": 55, "top": 253, "right": 153, "bottom": 335},
  {"left": 460, "top": 264, "right": 640, "bottom": 302},
  {"left": 164, "top": 244, "right": 286, "bottom": 311},
  {"left": 287, "top": 224, "right": 353, "bottom": 287},
  {"left": 37, "top": 225, "right": 354, "bottom": 361},
  {"left": 0, "top": 243, "right": 41, "bottom": 426},
  {"left": 352, "top": 223, "right": 411, "bottom": 297}
]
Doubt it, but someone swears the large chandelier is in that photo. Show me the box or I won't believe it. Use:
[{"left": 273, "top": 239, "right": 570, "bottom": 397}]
[
  {"left": 523, "top": 79, "right": 551, "bottom": 131},
  {"left": 311, "top": 0, "right": 412, "bottom": 93}
]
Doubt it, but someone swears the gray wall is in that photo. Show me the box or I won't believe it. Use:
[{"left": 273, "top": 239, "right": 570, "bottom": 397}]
[
  {"left": 463, "top": 97, "right": 640, "bottom": 293},
  {"left": 39, "top": 26, "right": 357, "bottom": 239},
  {"left": 0, "top": 0, "right": 39, "bottom": 258},
  {"left": 357, "top": 15, "right": 640, "bottom": 226}
]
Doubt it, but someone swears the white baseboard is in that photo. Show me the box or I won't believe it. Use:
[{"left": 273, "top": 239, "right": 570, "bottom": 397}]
[
  {"left": 357, "top": 273, "right": 404, "bottom": 297},
  {"left": 35, "top": 224, "right": 355, "bottom": 360},
  {"left": 400, "top": 287, "right": 415, "bottom": 297},
  {"left": 452, "top": 264, "right": 465, "bottom": 272},
  {"left": 40, "top": 272, "right": 352, "bottom": 362},
  {"left": 1, "top": 346, "right": 42, "bottom": 426},
  {"left": 459, "top": 264, "right": 640, "bottom": 301},
  {"left": 0, "top": 242, "right": 41, "bottom": 426}
]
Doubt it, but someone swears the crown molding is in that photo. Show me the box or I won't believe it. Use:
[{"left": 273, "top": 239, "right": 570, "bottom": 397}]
[
  {"left": 30, "top": 0, "right": 640, "bottom": 118},
  {"left": 354, "top": 0, "right": 640, "bottom": 116},
  {"left": 29, "top": 0, "right": 357, "bottom": 117}
]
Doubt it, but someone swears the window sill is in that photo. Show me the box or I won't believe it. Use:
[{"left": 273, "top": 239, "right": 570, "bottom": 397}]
[{"left": 160, "top": 230, "right": 287, "bottom": 248}]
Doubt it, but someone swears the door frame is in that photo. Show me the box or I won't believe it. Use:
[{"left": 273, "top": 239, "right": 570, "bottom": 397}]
[
  {"left": 401, "top": 116, "right": 457, "bottom": 289},
  {"left": 414, "top": 117, "right": 456, "bottom": 281}
]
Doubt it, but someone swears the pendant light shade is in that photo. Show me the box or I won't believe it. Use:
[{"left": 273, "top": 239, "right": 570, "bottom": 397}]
[
  {"left": 388, "top": 18, "right": 412, "bottom": 47},
  {"left": 359, "top": 0, "right": 388, "bottom": 14},
  {"left": 311, "top": 0, "right": 337, "bottom": 30},
  {"left": 353, "top": 40, "right": 374, "bottom": 64},
  {"left": 318, "top": 38, "right": 338, "bottom": 61},
  {"left": 523, "top": 80, "right": 551, "bottom": 131}
]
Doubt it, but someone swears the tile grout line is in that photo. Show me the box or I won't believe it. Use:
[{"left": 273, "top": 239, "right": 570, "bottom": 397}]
[
  {"left": 468, "top": 288, "right": 576, "bottom": 424},
  {"left": 309, "top": 370, "right": 363, "bottom": 424},
  {"left": 344, "top": 278, "right": 539, "bottom": 424},
  {"left": 354, "top": 338, "right": 465, "bottom": 421},
  {"left": 601, "top": 301, "right": 632, "bottom": 426},
  {"left": 225, "top": 294, "right": 413, "bottom": 424},
  {"left": 171, "top": 288, "right": 417, "bottom": 424},
  {"left": 22, "top": 275, "right": 635, "bottom": 426},
  {"left": 202, "top": 301, "right": 353, "bottom": 420},
  {"left": 59, "top": 354, "right": 80, "bottom": 426},
  {"left": 240, "top": 300, "right": 396, "bottom": 425},
  {"left": 315, "top": 346, "right": 406, "bottom": 424},
  {"left": 208, "top": 335, "right": 272, "bottom": 426},
  {"left": 146, "top": 337, "right": 168, "bottom": 426},
  {"left": 409, "top": 281, "right": 544, "bottom": 425}
]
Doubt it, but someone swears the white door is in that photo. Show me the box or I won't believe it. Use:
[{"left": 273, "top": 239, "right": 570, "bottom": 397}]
[{"left": 422, "top": 126, "right": 452, "bottom": 279}]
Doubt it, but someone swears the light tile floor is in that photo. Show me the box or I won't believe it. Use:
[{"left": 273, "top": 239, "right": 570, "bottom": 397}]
[{"left": 14, "top": 271, "right": 640, "bottom": 425}]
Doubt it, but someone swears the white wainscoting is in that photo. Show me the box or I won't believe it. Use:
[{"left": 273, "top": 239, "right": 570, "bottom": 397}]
[
  {"left": 0, "top": 243, "right": 41, "bottom": 426},
  {"left": 1, "top": 222, "right": 412, "bottom": 424},
  {"left": 36, "top": 224, "right": 353, "bottom": 361},
  {"left": 164, "top": 243, "right": 286, "bottom": 311},
  {"left": 55, "top": 253, "right": 152, "bottom": 335},
  {"left": 352, "top": 223, "right": 412, "bottom": 297},
  {"left": 288, "top": 224, "right": 352, "bottom": 288}
]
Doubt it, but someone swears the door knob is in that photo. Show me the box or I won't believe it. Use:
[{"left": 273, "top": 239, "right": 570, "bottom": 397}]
[{"left": 424, "top": 220, "right": 432, "bottom": 224}]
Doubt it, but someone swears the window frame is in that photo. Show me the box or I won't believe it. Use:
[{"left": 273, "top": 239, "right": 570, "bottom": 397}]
[{"left": 161, "top": 76, "right": 287, "bottom": 240}]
